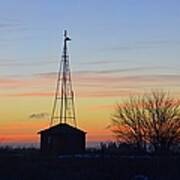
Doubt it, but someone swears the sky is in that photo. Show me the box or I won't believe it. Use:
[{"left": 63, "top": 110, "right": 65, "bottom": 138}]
[{"left": 0, "top": 0, "right": 180, "bottom": 147}]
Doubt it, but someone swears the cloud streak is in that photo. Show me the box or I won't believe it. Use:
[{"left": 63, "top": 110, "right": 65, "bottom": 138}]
[
  {"left": 67, "top": 65, "right": 179, "bottom": 75},
  {"left": 29, "top": 112, "right": 50, "bottom": 120},
  {"left": 3, "top": 92, "right": 54, "bottom": 97},
  {"left": 0, "top": 69, "right": 180, "bottom": 98},
  {"left": 103, "top": 40, "right": 180, "bottom": 52},
  {"left": 0, "top": 20, "right": 26, "bottom": 32},
  {"left": 0, "top": 60, "right": 57, "bottom": 67},
  {"left": 0, "top": 23, "right": 21, "bottom": 29}
]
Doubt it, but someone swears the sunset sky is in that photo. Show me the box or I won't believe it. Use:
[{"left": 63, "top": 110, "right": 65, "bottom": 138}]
[{"left": 0, "top": 0, "right": 180, "bottom": 147}]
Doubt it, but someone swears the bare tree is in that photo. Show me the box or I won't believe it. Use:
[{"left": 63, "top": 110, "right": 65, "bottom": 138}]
[
  {"left": 144, "top": 91, "right": 180, "bottom": 153},
  {"left": 111, "top": 91, "right": 180, "bottom": 153}
]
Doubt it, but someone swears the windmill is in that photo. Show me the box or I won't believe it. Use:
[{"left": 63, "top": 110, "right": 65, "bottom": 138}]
[
  {"left": 38, "top": 30, "right": 86, "bottom": 155},
  {"left": 50, "top": 30, "right": 76, "bottom": 127}
]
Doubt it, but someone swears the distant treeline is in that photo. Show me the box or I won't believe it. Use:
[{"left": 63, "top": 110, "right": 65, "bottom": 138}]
[{"left": 0, "top": 141, "right": 179, "bottom": 157}]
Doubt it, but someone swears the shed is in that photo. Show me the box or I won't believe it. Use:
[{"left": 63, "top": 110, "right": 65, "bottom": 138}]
[{"left": 38, "top": 123, "right": 86, "bottom": 155}]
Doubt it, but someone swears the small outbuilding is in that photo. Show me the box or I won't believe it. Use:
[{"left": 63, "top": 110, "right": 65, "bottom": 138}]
[{"left": 38, "top": 123, "right": 86, "bottom": 155}]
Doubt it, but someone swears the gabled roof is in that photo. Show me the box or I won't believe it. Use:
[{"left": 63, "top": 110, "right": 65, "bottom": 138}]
[{"left": 38, "top": 123, "right": 86, "bottom": 135}]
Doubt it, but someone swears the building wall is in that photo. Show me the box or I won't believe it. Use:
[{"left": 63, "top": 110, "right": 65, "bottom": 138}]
[{"left": 40, "top": 132, "right": 86, "bottom": 155}]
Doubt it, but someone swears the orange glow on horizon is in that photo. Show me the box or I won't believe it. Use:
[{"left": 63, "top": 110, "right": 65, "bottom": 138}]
[{"left": 0, "top": 72, "right": 180, "bottom": 146}]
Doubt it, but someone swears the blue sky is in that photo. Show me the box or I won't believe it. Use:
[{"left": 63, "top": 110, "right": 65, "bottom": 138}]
[{"left": 0, "top": 0, "right": 180, "bottom": 77}]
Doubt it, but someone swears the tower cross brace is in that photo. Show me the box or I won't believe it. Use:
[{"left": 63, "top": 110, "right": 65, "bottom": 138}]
[{"left": 50, "top": 30, "right": 76, "bottom": 127}]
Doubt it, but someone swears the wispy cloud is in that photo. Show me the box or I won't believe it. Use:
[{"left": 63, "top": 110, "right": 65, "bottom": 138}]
[
  {"left": 0, "top": 59, "right": 57, "bottom": 67},
  {"left": 137, "top": 40, "right": 180, "bottom": 46},
  {"left": 0, "top": 70, "right": 180, "bottom": 98},
  {"left": 3, "top": 92, "right": 54, "bottom": 97},
  {"left": 29, "top": 112, "right": 50, "bottom": 120},
  {"left": 74, "top": 65, "right": 180, "bottom": 75},
  {"left": 34, "top": 66, "right": 173, "bottom": 78},
  {"left": 0, "top": 23, "right": 21, "bottom": 29},
  {"left": 75, "top": 66, "right": 164, "bottom": 74},
  {"left": 0, "top": 78, "right": 25, "bottom": 88},
  {"left": 0, "top": 77, "right": 51, "bottom": 89},
  {"left": 88, "top": 104, "right": 115, "bottom": 111},
  {"left": 79, "top": 59, "right": 120, "bottom": 65},
  {"left": 0, "top": 20, "right": 26, "bottom": 32},
  {"left": 35, "top": 72, "right": 57, "bottom": 79},
  {"left": 103, "top": 40, "right": 180, "bottom": 52},
  {"left": 76, "top": 89, "right": 137, "bottom": 98}
]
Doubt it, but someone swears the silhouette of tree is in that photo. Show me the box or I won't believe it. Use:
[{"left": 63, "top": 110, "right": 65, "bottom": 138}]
[{"left": 111, "top": 91, "right": 180, "bottom": 153}]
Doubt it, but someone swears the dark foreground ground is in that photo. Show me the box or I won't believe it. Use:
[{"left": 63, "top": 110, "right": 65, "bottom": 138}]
[{"left": 0, "top": 153, "right": 179, "bottom": 180}]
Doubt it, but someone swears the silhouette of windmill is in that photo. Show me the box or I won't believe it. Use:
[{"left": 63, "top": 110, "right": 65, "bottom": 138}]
[
  {"left": 50, "top": 30, "right": 76, "bottom": 127},
  {"left": 38, "top": 30, "right": 86, "bottom": 155}
]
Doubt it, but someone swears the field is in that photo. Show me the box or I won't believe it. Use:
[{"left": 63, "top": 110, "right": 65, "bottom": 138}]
[{"left": 0, "top": 150, "right": 179, "bottom": 180}]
